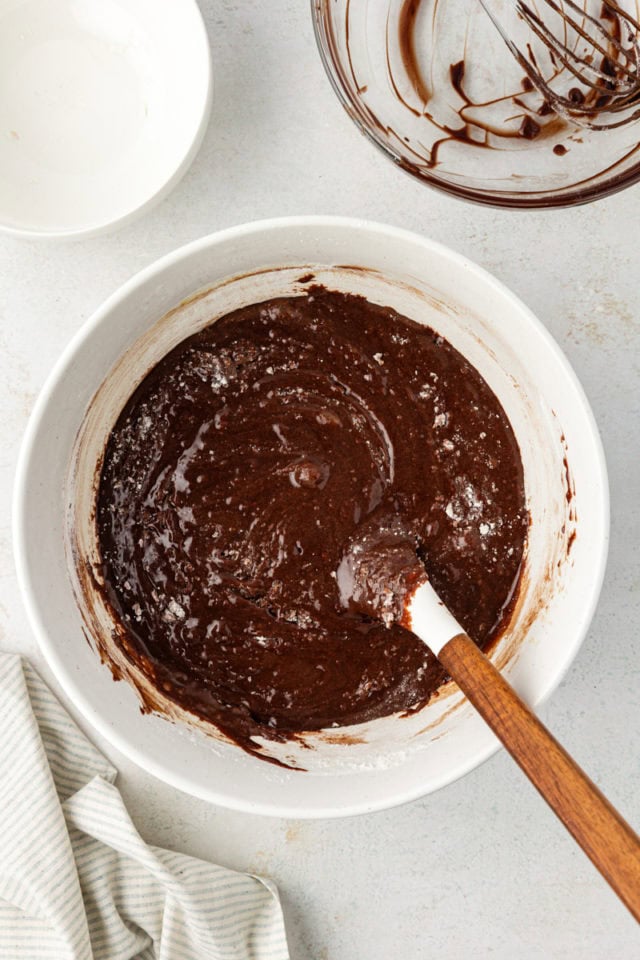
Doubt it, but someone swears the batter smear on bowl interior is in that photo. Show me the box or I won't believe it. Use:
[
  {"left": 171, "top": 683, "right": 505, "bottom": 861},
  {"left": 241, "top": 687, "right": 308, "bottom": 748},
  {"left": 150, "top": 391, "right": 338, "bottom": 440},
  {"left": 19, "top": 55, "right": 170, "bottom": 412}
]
[{"left": 97, "top": 288, "right": 528, "bottom": 755}]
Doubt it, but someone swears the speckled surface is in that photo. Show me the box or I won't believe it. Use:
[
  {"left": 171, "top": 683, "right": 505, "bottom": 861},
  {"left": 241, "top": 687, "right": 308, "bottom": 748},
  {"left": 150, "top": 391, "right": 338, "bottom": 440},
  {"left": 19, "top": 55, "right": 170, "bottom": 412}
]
[{"left": 1, "top": 1, "right": 638, "bottom": 956}]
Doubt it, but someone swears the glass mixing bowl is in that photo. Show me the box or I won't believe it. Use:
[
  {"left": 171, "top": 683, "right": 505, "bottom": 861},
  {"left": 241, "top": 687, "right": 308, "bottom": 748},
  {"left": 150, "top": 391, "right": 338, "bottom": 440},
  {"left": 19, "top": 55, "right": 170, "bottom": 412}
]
[{"left": 312, "top": 0, "right": 640, "bottom": 207}]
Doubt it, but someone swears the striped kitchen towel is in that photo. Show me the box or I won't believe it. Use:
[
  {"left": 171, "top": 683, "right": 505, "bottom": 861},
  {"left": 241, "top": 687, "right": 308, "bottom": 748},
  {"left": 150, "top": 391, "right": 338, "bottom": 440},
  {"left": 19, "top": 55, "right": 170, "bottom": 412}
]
[{"left": 0, "top": 654, "right": 289, "bottom": 960}]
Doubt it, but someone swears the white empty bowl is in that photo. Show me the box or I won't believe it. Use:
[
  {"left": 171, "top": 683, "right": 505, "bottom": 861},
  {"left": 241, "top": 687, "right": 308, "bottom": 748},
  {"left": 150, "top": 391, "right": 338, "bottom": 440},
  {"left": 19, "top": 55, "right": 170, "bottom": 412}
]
[
  {"left": 14, "top": 218, "right": 608, "bottom": 817},
  {"left": 0, "top": 0, "right": 212, "bottom": 238}
]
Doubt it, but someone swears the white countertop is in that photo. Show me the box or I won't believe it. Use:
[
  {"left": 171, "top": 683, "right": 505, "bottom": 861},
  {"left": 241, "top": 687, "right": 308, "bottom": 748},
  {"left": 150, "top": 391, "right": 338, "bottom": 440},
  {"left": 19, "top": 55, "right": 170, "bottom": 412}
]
[{"left": 1, "top": 1, "right": 639, "bottom": 956}]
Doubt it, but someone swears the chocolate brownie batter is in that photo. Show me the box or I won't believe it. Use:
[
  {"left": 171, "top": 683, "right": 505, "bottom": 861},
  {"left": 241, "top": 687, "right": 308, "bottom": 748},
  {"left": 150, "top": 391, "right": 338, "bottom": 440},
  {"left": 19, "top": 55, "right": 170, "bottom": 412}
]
[{"left": 97, "top": 289, "right": 527, "bottom": 754}]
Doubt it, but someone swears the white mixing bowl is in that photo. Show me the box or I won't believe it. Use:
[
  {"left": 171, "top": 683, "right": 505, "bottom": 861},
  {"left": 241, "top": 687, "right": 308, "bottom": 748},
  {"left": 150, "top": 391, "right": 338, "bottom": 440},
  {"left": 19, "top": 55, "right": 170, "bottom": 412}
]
[
  {"left": 13, "top": 218, "right": 608, "bottom": 817},
  {"left": 0, "top": 0, "right": 212, "bottom": 238}
]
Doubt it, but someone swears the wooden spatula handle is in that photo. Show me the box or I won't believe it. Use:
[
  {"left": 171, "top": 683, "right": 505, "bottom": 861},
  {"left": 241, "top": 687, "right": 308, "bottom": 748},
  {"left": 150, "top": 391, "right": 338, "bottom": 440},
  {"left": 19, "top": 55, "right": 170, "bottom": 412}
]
[{"left": 438, "top": 632, "right": 640, "bottom": 922}]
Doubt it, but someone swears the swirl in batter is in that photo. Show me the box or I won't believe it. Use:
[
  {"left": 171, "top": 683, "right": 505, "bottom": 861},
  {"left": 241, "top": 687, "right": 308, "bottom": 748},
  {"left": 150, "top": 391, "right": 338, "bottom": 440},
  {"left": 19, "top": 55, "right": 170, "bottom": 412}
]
[{"left": 97, "top": 288, "right": 527, "bottom": 755}]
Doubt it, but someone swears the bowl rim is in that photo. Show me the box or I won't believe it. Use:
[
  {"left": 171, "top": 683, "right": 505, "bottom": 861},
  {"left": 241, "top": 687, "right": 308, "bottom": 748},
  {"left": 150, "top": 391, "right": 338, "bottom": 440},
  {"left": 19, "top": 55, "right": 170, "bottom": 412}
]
[
  {"left": 310, "top": 0, "right": 640, "bottom": 210},
  {"left": 13, "top": 216, "right": 610, "bottom": 816},
  {"left": 0, "top": 0, "right": 213, "bottom": 240}
]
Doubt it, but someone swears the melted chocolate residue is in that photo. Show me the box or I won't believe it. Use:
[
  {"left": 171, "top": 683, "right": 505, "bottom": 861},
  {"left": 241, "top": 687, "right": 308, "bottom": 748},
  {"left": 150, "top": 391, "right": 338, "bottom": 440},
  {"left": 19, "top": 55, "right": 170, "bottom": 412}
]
[
  {"left": 97, "top": 290, "right": 527, "bottom": 756},
  {"left": 394, "top": 8, "right": 567, "bottom": 169}
]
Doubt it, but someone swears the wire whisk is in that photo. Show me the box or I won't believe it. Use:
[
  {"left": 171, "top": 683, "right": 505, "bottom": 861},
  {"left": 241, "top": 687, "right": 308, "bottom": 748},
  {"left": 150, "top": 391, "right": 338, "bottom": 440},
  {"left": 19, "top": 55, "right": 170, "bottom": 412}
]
[{"left": 480, "top": 0, "right": 640, "bottom": 128}]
